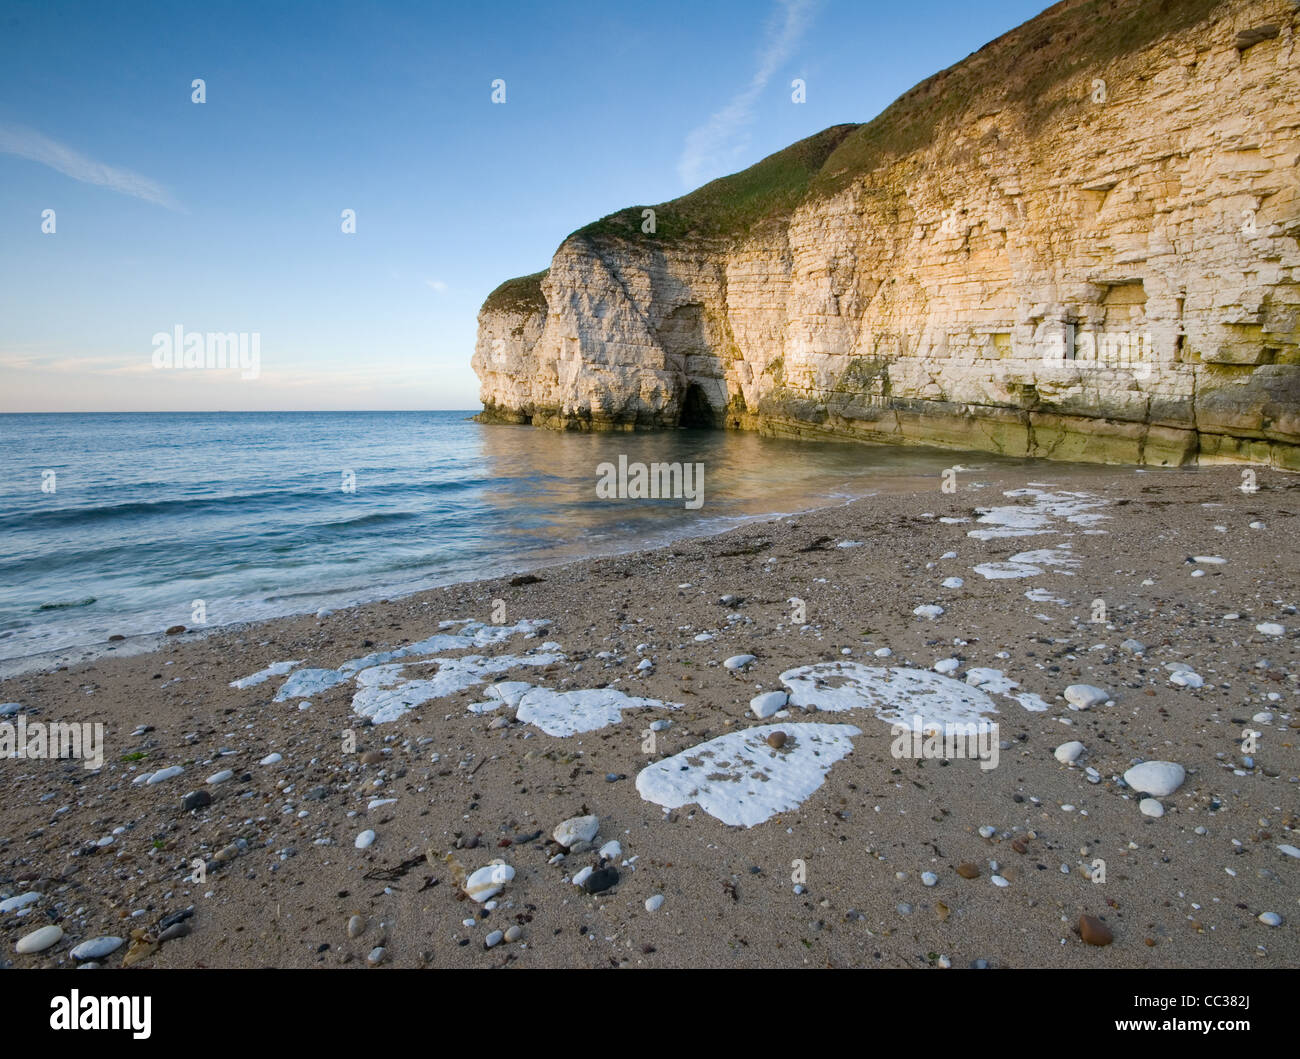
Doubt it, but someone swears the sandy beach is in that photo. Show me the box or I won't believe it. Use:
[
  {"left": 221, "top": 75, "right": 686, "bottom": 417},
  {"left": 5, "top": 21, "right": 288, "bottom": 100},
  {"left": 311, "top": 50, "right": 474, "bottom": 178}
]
[{"left": 2, "top": 462, "right": 1297, "bottom": 969}]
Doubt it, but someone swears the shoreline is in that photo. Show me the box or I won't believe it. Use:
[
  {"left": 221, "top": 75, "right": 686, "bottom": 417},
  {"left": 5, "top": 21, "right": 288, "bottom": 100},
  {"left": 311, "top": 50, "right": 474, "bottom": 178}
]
[{"left": 1, "top": 462, "right": 1297, "bottom": 969}]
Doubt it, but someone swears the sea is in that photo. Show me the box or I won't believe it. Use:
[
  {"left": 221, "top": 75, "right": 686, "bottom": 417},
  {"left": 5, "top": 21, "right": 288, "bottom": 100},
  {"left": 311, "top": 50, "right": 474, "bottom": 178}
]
[{"left": 0, "top": 410, "right": 1033, "bottom": 666}]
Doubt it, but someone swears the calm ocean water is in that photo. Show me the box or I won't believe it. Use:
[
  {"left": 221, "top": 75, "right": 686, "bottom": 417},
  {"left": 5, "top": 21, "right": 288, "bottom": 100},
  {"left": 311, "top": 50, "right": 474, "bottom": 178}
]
[{"left": 0, "top": 411, "right": 1030, "bottom": 663}]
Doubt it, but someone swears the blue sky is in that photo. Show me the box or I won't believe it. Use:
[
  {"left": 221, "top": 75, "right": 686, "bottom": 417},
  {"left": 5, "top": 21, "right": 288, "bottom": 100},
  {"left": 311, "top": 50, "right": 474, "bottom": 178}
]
[{"left": 0, "top": 0, "right": 1047, "bottom": 412}]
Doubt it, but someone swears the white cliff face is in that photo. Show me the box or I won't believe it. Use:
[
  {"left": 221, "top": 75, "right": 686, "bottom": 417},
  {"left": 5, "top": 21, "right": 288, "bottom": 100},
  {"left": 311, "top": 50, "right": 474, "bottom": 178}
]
[{"left": 475, "top": 0, "right": 1300, "bottom": 467}]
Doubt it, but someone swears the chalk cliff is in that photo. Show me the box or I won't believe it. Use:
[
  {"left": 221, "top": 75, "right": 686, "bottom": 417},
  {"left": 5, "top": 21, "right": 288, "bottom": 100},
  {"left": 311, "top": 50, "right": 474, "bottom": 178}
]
[{"left": 473, "top": 0, "right": 1300, "bottom": 467}]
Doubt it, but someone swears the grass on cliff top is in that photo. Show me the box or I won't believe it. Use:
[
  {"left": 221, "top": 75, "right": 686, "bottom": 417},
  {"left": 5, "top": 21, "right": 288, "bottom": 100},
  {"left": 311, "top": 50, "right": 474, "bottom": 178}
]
[
  {"left": 482, "top": 269, "right": 549, "bottom": 315},
  {"left": 569, "top": 0, "right": 1223, "bottom": 247}
]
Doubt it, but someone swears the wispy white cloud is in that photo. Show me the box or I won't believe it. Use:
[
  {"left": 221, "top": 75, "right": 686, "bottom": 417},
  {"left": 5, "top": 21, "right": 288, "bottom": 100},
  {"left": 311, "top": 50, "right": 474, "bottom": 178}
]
[
  {"left": 0, "top": 123, "right": 182, "bottom": 210},
  {"left": 676, "top": 0, "right": 817, "bottom": 188},
  {"left": 425, "top": 279, "right": 448, "bottom": 293}
]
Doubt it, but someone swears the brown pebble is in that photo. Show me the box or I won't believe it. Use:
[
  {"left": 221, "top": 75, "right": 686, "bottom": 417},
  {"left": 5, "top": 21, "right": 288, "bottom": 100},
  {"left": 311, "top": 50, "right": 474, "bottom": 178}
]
[
  {"left": 1011, "top": 839, "right": 1027, "bottom": 854},
  {"left": 955, "top": 863, "right": 980, "bottom": 879},
  {"left": 1144, "top": 937, "right": 1156, "bottom": 947},
  {"left": 1079, "top": 914, "right": 1113, "bottom": 946},
  {"left": 164, "top": 625, "right": 185, "bottom": 636},
  {"left": 936, "top": 902, "right": 950, "bottom": 922},
  {"left": 359, "top": 750, "right": 383, "bottom": 765},
  {"left": 767, "top": 732, "right": 787, "bottom": 749}
]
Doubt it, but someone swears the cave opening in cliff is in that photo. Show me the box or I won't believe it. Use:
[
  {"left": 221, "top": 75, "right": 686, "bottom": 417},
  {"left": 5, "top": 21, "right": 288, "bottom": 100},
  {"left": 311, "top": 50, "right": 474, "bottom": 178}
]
[{"left": 678, "top": 383, "right": 719, "bottom": 429}]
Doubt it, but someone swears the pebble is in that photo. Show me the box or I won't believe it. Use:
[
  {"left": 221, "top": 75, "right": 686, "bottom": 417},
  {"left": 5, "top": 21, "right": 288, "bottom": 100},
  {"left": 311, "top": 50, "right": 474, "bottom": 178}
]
[
  {"left": 750, "top": 691, "right": 788, "bottom": 718},
  {"left": 206, "top": 770, "right": 234, "bottom": 784},
  {"left": 978, "top": 825, "right": 996, "bottom": 838},
  {"left": 582, "top": 866, "right": 620, "bottom": 894},
  {"left": 1139, "top": 798, "right": 1164, "bottom": 818},
  {"left": 1120, "top": 639, "right": 1146, "bottom": 653},
  {"left": 347, "top": 915, "right": 366, "bottom": 938},
  {"left": 1256, "top": 623, "right": 1285, "bottom": 636},
  {"left": 504, "top": 925, "right": 523, "bottom": 942},
  {"left": 354, "top": 830, "right": 376, "bottom": 849},
  {"left": 921, "top": 872, "right": 937, "bottom": 887},
  {"left": 1054, "top": 741, "right": 1085, "bottom": 764},
  {"left": 366, "top": 946, "right": 385, "bottom": 965},
  {"left": 145, "top": 766, "right": 184, "bottom": 785},
  {"left": 553, "top": 815, "right": 599, "bottom": 848},
  {"left": 465, "top": 863, "right": 514, "bottom": 902},
  {"left": 259, "top": 752, "right": 282, "bottom": 766},
  {"left": 598, "top": 840, "right": 622, "bottom": 860},
  {"left": 934, "top": 658, "right": 960, "bottom": 675},
  {"left": 181, "top": 790, "right": 211, "bottom": 812},
  {"left": 1258, "top": 912, "right": 1283, "bottom": 927},
  {"left": 1064, "top": 685, "right": 1109, "bottom": 710},
  {"left": 955, "top": 863, "right": 980, "bottom": 879},
  {"left": 1123, "top": 761, "right": 1185, "bottom": 798},
  {"left": 913, "top": 605, "right": 944, "bottom": 619},
  {"left": 723, "top": 654, "right": 756, "bottom": 671},
  {"left": 941, "top": 577, "right": 964, "bottom": 589},
  {"left": 991, "top": 875, "right": 1009, "bottom": 887},
  {"left": 485, "top": 930, "right": 504, "bottom": 948},
  {"left": 766, "top": 731, "right": 787, "bottom": 749},
  {"left": 70, "top": 936, "right": 123, "bottom": 961},
  {"left": 1079, "top": 915, "right": 1113, "bottom": 946},
  {"left": 0, "top": 892, "right": 40, "bottom": 914},
  {"left": 1277, "top": 844, "right": 1300, "bottom": 859},
  {"left": 359, "top": 750, "right": 384, "bottom": 764},
  {"left": 15, "top": 924, "right": 63, "bottom": 954},
  {"left": 645, "top": 894, "right": 665, "bottom": 912}
]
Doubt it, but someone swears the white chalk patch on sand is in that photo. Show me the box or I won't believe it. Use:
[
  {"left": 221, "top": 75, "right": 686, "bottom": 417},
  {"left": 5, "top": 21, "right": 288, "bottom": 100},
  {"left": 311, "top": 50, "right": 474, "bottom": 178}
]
[
  {"left": 964, "top": 667, "right": 1050, "bottom": 712},
  {"left": 353, "top": 652, "right": 563, "bottom": 724},
  {"left": 507, "top": 686, "right": 680, "bottom": 737},
  {"left": 783, "top": 663, "right": 989, "bottom": 726},
  {"left": 974, "top": 545, "right": 1078, "bottom": 581},
  {"left": 636, "top": 723, "right": 860, "bottom": 827},
  {"left": 967, "top": 489, "right": 1109, "bottom": 541},
  {"left": 467, "top": 681, "right": 533, "bottom": 713},
  {"left": 230, "top": 660, "right": 302, "bottom": 689},
  {"left": 781, "top": 662, "right": 1047, "bottom": 724},
  {"left": 228, "top": 619, "right": 553, "bottom": 702},
  {"left": 1024, "top": 587, "right": 1068, "bottom": 605}
]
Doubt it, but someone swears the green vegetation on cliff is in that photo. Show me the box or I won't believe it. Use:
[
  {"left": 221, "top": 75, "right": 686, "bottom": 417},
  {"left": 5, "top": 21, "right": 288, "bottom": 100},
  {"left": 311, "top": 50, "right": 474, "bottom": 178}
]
[{"left": 481, "top": 269, "right": 549, "bottom": 316}]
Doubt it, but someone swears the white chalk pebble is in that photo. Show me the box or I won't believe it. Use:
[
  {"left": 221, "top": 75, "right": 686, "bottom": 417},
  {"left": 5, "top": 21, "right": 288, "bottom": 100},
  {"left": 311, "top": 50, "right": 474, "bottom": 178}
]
[
  {"left": 485, "top": 930, "right": 504, "bottom": 948},
  {"left": 1139, "top": 798, "right": 1164, "bottom": 818},
  {"left": 1256, "top": 623, "right": 1285, "bottom": 636},
  {"left": 1054, "top": 741, "right": 1084, "bottom": 765},
  {"left": 354, "top": 829, "right": 376, "bottom": 849},
  {"left": 991, "top": 875, "right": 1009, "bottom": 888},
  {"left": 260, "top": 752, "right": 282, "bottom": 766},
  {"left": 1064, "top": 685, "right": 1109, "bottom": 710},
  {"left": 723, "top": 654, "right": 756, "bottom": 671},
  {"left": 978, "top": 825, "right": 995, "bottom": 839},
  {"left": 15, "top": 924, "right": 63, "bottom": 954},
  {"left": 934, "top": 658, "right": 960, "bottom": 676},
  {"left": 1124, "top": 761, "right": 1185, "bottom": 798},
  {"left": 207, "top": 769, "right": 234, "bottom": 784},
  {"left": 1258, "top": 912, "right": 1283, "bottom": 927},
  {"left": 750, "top": 691, "right": 788, "bottom": 718},
  {"left": 941, "top": 577, "right": 964, "bottom": 589},
  {"left": 921, "top": 872, "right": 937, "bottom": 887},
  {"left": 645, "top": 894, "right": 665, "bottom": 912}
]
